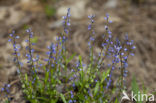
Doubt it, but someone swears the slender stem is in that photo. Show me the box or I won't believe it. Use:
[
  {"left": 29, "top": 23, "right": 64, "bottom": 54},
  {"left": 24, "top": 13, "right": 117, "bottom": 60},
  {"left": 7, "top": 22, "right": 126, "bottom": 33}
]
[
  {"left": 119, "top": 53, "right": 124, "bottom": 91},
  {"left": 28, "top": 34, "right": 34, "bottom": 71},
  {"left": 12, "top": 37, "right": 24, "bottom": 81}
]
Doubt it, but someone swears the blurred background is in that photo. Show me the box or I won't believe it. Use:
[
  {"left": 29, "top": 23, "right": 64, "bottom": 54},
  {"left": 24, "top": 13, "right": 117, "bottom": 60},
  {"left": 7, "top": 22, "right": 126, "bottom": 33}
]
[{"left": 0, "top": 0, "right": 155, "bottom": 102}]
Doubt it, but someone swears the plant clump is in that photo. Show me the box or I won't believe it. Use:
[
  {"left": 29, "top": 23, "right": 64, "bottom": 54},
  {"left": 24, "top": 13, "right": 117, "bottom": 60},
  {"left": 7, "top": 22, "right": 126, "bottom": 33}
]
[{"left": 1, "top": 8, "right": 136, "bottom": 103}]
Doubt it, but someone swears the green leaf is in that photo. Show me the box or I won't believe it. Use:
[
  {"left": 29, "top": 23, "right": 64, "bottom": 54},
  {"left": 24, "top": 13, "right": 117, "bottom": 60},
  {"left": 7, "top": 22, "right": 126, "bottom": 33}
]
[
  {"left": 44, "top": 71, "right": 49, "bottom": 86},
  {"left": 60, "top": 94, "right": 67, "bottom": 103},
  {"left": 5, "top": 99, "right": 9, "bottom": 103},
  {"left": 101, "top": 69, "right": 110, "bottom": 83},
  {"left": 94, "top": 82, "right": 99, "bottom": 96},
  {"left": 43, "top": 66, "right": 46, "bottom": 71},
  {"left": 79, "top": 55, "right": 84, "bottom": 82},
  {"left": 153, "top": 91, "right": 156, "bottom": 95},
  {"left": 30, "top": 36, "right": 38, "bottom": 43},
  {"left": 114, "top": 98, "right": 119, "bottom": 103},
  {"left": 79, "top": 55, "right": 82, "bottom": 65},
  {"left": 85, "top": 84, "right": 89, "bottom": 88},
  {"left": 142, "top": 83, "right": 147, "bottom": 94},
  {"left": 37, "top": 97, "right": 49, "bottom": 102},
  {"left": 78, "top": 93, "right": 85, "bottom": 101},
  {"left": 131, "top": 76, "right": 141, "bottom": 103},
  {"left": 23, "top": 24, "right": 29, "bottom": 30},
  {"left": 66, "top": 53, "right": 76, "bottom": 64}
]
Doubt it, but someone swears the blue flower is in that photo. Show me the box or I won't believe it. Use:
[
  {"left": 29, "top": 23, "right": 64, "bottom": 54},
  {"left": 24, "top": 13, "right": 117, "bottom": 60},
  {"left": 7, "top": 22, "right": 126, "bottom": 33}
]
[
  {"left": 31, "top": 49, "right": 35, "bottom": 53},
  {"left": 51, "top": 64, "right": 55, "bottom": 67},
  {"left": 1, "top": 88, "right": 4, "bottom": 92},
  {"left": 104, "top": 13, "right": 109, "bottom": 20},
  {"left": 112, "top": 66, "right": 115, "bottom": 70},
  {"left": 70, "top": 91, "right": 74, "bottom": 98},
  {"left": 44, "top": 59, "right": 49, "bottom": 62},
  {"left": 19, "top": 62, "right": 23, "bottom": 66},
  {"left": 88, "top": 24, "right": 92, "bottom": 30},
  {"left": 39, "top": 64, "right": 43, "bottom": 66},
  {"left": 125, "top": 33, "right": 129, "bottom": 40},
  {"left": 108, "top": 34, "right": 112, "bottom": 38},
  {"left": 124, "top": 48, "right": 128, "bottom": 51},
  {"left": 8, "top": 39, "right": 12, "bottom": 42},
  {"left": 102, "top": 43, "right": 107, "bottom": 47},
  {"left": 109, "top": 20, "right": 112, "bottom": 23},
  {"left": 105, "top": 25, "right": 108, "bottom": 30},
  {"left": 131, "top": 45, "right": 136, "bottom": 49},
  {"left": 67, "top": 8, "right": 71, "bottom": 17},
  {"left": 26, "top": 29, "right": 30, "bottom": 33},
  {"left": 69, "top": 100, "right": 73, "bottom": 103},
  {"left": 72, "top": 83, "right": 75, "bottom": 88},
  {"left": 7, "top": 84, "right": 10, "bottom": 88},
  {"left": 106, "top": 13, "right": 109, "bottom": 18},
  {"left": 62, "top": 8, "right": 71, "bottom": 34},
  {"left": 46, "top": 51, "right": 51, "bottom": 55},
  {"left": 62, "top": 16, "right": 67, "bottom": 19},
  {"left": 130, "top": 53, "right": 134, "bottom": 56},
  {"left": 121, "top": 52, "right": 124, "bottom": 56},
  {"left": 108, "top": 30, "right": 112, "bottom": 34},
  {"left": 88, "top": 14, "right": 95, "bottom": 31},
  {"left": 9, "top": 34, "right": 13, "bottom": 37},
  {"left": 67, "top": 22, "right": 70, "bottom": 26},
  {"left": 15, "top": 36, "right": 20, "bottom": 39},
  {"left": 90, "top": 37, "right": 95, "bottom": 41}
]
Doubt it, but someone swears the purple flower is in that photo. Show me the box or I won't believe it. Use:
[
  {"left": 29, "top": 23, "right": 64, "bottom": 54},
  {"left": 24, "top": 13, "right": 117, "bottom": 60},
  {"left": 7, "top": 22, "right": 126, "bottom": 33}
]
[
  {"left": 131, "top": 46, "right": 136, "bottom": 49},
  {"left": 88, "top": 15, "right": 95, "bottom": 19},
  {"left": 108, "top": 34, "right": 112, "bottom": 38},
  {"left": 88, "top": 14, "right": 95, "bottom": 32},
  {"left": 7, "top": 84, "right": 10, "bottom": 88},
  {"left": 108, "top": 30, "right": 112, "bottom": 34},
  {"left": 70, "top": 91, "right": 74, "bottom": 98},
  {"left": 1, "top": 88, "right": 4, "bottom": 92},
  {"left": 130, "top": 53, "right": 135, "bottom": 56},
  {"left": 46, "top": 51, "right": 51, "bottom": 55},
  {"left": 121, "top": 52, "right": 124, "bottom": 56},
  {"left": 8, "top": 39, "right": 12, "bottom": 42},
  {"left": 124, "top": 48, "right": 128, "bottom": 51},
  {"left": 123, "top": 56, "right": 128, "bottom": 60},
  {"left": 125, "top": 33, "right": 129, "bottom": 40},
  {"left": 104, "top": 13, "right": 109, "bottom": 20},
  {"left": 67, "top": 8, "right": 71, "bottom": 17},
  {"left": 90, "top": 37, "right": 95, "bottom": 41},
  {"left": 51, "top": 64, "right": 54, "bottom": 67},
  {"left": 106, "top": 13, "right": 109, "bottom": 18},
  {"left": 26, "top": 29, "right": 30, "bottom": 33},
  {"left": 72, "top": 83, "right": 75, "bottom": 88},
  {"left": 9, "top": 34, "right": 13, "bottom": 37},
  {"left": 109, "top": 20, "right": 112, "bottom": 23},
  {"left": 88, "top": 24, "right": 92, "bottom": 30},
  {"left": 67, "top": 22, "right": 70, "bottom": 26},
  {"left": 112, "top": 66, "right": 115, "bottom": 70},
  {"left": 44, "top": 59, "right": 49, "bottom": 62},
  {"left": 105, "top": 25, "right": 108, "bottom": 30},
  {"left": 69, "top": 100, "right": 73, "bottom": 103},
  {"left": 31, "top": 49, "right": 35, "bottom": 53},
  {"left": 39, "top": 64, "right": 43, "bottom": 67},
  {"left": 15, "top": 36, "right": 20, "bottom": 39},
  {"left": 62, "top": 8, "right": 71, "bottom": 34},
  {"left": 102, "top": 43, "right": 107, "bottom": 47},
  {"left": 62, "top": 16, "right": 67, "bottom": 19}
]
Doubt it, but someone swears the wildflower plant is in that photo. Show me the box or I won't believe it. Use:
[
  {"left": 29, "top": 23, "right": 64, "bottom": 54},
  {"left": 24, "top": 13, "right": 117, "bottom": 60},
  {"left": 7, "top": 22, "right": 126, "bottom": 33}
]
[{"left": 1, "top": 8, "right": 136, "bottom": 103}]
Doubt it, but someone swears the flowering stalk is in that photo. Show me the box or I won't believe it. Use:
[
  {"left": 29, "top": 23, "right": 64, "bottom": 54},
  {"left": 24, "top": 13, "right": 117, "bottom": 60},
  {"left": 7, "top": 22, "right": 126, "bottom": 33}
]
[
  {"left": 62, "top": 8, "right": 71, "bottom": 86},
  {"left": 88, "top": 14, "right": 95, "bottom": 67}
]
